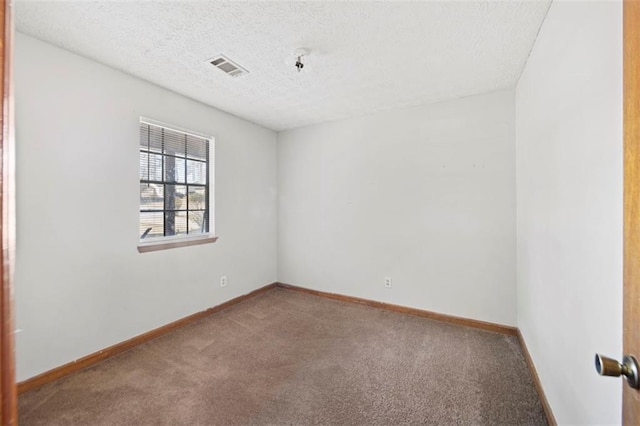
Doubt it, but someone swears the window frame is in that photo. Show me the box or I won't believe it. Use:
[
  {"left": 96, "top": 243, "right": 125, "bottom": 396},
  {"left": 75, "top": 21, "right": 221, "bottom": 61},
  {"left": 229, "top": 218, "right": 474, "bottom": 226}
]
[{"left": 137, "top": 117, "right": 217, "bottom": 253}]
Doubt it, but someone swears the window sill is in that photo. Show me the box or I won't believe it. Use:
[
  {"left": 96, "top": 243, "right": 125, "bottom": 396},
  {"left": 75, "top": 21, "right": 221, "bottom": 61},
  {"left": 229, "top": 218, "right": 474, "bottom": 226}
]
[{"left": 137, "top": 235, "right": 218, "bottom": 253}]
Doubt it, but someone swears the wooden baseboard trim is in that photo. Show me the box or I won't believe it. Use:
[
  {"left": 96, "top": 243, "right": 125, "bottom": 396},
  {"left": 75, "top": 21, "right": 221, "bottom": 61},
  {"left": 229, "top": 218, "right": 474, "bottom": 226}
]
[
  {"left": 17, "top": 282, "right": 278, "bottom": 394},
  {"left": 517, "top": 330, "right": 557, "bottom": 426},
  {"left": 275, "top": 282, "right": 518, "bottom": 336}
]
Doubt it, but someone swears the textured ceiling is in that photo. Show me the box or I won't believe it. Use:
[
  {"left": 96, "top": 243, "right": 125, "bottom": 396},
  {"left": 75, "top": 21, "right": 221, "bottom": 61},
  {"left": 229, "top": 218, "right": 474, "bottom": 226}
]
[{"left": 16, "top": 1, "right": 551, "bottom": 131}]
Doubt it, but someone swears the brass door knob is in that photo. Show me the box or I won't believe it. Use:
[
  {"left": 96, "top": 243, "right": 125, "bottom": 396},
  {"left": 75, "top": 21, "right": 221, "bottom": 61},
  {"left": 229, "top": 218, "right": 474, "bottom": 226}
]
[{"left": 595, "top": 353, "right": 640, "bottom": 389}]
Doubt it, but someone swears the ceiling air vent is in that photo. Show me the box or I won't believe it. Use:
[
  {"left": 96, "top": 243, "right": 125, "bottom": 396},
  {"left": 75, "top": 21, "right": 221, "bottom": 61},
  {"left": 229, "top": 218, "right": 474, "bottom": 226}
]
[{"left": 208, "top": 55, "right": 248, "bottom": 78}]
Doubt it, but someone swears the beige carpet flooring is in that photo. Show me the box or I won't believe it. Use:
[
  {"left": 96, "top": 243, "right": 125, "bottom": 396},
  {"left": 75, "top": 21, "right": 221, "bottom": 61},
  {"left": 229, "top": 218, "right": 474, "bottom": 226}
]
[{"left": 19, "top": 287, "right": 547, "bottom": 425}]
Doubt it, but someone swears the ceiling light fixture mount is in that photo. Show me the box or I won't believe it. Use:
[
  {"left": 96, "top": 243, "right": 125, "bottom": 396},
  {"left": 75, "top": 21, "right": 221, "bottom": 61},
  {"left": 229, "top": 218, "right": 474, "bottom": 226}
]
[{"left": 293, "top": 48, "right": 309, "bottom": 73}]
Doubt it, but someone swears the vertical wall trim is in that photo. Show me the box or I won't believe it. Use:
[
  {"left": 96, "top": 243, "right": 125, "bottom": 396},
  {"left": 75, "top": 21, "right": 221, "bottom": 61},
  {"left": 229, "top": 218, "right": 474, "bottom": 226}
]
[{"left": 0, "top": 0, "right": 17, "bottom": 423}]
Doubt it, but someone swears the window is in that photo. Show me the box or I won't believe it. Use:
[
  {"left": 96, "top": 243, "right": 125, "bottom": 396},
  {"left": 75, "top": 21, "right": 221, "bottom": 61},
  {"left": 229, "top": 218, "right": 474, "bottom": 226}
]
[{"left": 138, "top": 118, "right": 216, "bottom": 252}]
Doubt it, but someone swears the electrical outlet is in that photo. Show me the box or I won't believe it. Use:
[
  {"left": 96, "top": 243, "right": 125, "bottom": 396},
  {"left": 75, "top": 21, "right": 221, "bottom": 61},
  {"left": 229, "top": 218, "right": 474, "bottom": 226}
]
[
  {"left": 220, "top": 276, "right": 227, "bottom": 287},
  {"left": 384, "top": 277, "right": 392, "bottom": 288}
]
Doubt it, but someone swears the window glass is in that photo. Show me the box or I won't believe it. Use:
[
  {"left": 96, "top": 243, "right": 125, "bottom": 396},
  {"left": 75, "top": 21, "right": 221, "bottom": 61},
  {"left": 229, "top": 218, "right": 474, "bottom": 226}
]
[{"left": 139, "top": 120, "right": 211, "bottom": 242}]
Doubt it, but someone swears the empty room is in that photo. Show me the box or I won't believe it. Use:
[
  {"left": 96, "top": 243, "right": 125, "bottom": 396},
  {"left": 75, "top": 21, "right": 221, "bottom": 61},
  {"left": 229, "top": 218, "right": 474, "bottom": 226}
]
[{"left": 0, "top": 0, "right": 634, "bottom": 424}]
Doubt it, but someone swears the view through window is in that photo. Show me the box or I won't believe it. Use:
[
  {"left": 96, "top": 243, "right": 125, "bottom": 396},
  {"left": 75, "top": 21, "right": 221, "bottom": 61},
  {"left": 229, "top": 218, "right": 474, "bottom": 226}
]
[{"left": 139, "top": 119, "right": 211, "bottom": 241}]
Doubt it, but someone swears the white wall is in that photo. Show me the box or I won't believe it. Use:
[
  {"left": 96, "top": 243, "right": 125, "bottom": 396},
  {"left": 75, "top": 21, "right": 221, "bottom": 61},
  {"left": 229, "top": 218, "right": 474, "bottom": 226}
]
[
  {"left": 516, "top": 2, "right": 623, "bottom": 424},
  {"left": 15, "top": 33, "right": 278, "bottom": 381},
  {"left": 278, "top": 90, "right": 517, "bottom": 326}
]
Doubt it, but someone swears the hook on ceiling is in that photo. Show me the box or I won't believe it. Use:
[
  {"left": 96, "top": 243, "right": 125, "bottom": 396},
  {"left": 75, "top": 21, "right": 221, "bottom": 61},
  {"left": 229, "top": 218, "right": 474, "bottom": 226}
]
[{"left": 293, "top": 48, "right": 309, "bottom": 73}]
